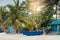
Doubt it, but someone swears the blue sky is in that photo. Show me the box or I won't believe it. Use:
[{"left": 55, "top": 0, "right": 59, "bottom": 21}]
[{"left": 0, "top": 0, "right": 25, "bottom": 6}]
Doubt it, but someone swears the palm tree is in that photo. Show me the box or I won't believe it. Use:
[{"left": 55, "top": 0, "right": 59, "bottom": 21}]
[
  {"left": 26, "top": 0, "right": 59, "bottom": 31},
  {"left": 0, "top": 6, "right": 9, "bottom": 29},
  {"left": 0, "top": 0, "right": 34, "bottom": 31},
  {"left": 0, "top": 0, "right": 59, "bottom": 32}
]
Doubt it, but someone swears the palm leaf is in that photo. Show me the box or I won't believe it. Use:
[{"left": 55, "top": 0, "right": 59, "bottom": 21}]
[{"left": 1, "top": 17, "right": 11, "bottom": 27}]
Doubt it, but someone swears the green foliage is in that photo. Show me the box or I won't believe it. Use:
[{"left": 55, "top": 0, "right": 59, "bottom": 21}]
[
  {"left": 0, "top": 0, "right": 32, "bottom": 30},
  {"left": 0, "top": 0, "right": 59, "bottom": 31},
  {"left": 35, "top": 0, "right": 59, "bottom": 30}
]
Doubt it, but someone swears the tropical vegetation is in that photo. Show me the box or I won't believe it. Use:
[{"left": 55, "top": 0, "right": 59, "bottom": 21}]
[{"left": 0, "top": 0, "right": 60, "bottom": 33}]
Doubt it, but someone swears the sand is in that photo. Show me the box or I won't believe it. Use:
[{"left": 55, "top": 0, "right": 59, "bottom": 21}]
[{"left": 0, "top": 33, "right": 60, "bottom": 40}]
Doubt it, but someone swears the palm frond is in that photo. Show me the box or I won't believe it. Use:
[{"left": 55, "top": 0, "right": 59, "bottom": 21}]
[{"left": 1, "top": 17, "right": 11, "bottom": 27}]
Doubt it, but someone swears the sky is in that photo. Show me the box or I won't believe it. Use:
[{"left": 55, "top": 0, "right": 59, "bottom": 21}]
[{"left": 0, "top": 0, "right": 25, "bottom": 6}]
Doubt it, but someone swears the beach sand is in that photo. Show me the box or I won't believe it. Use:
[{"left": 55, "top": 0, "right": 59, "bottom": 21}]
[{"left": 0, "top": 33, "right": 60, "bottom": 40}]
